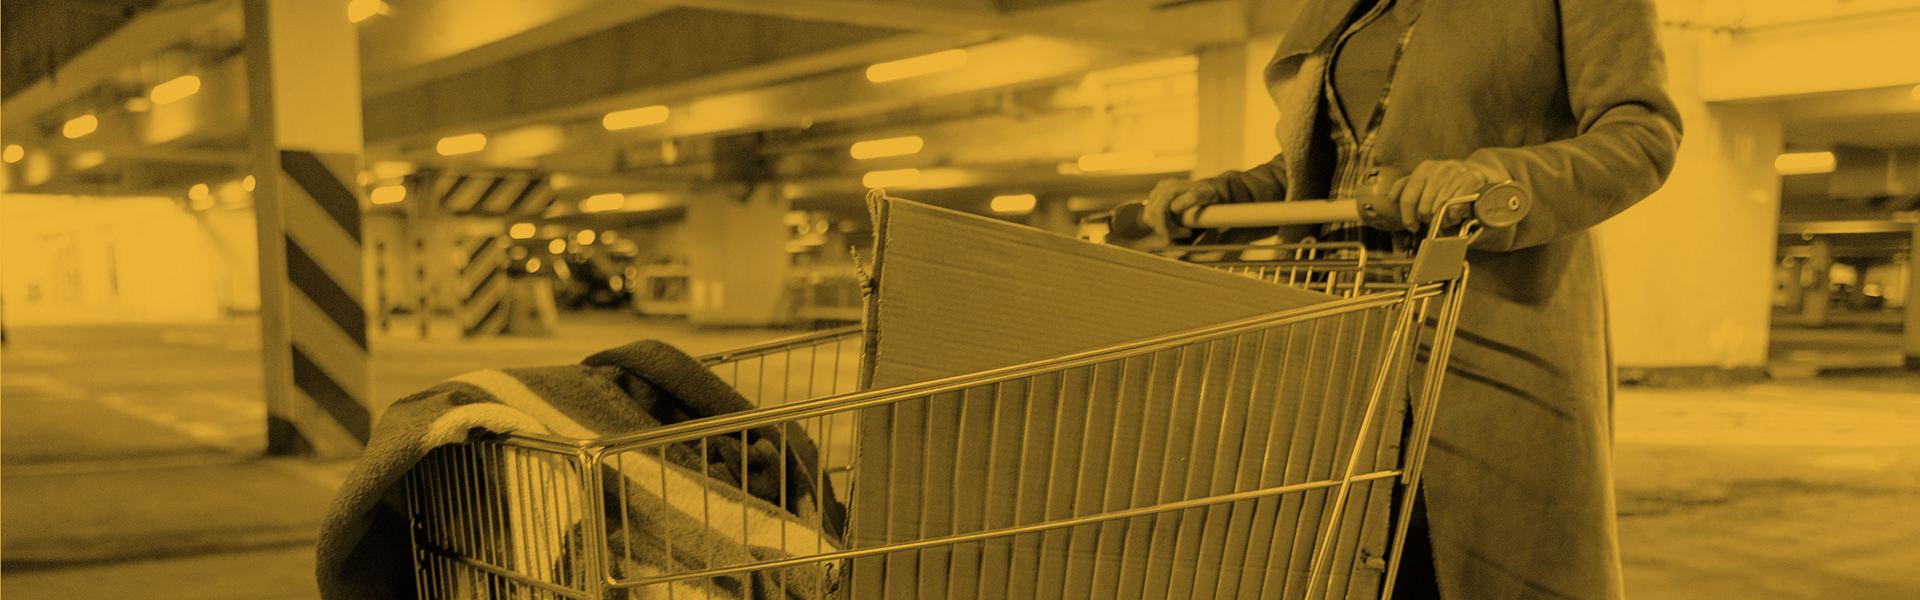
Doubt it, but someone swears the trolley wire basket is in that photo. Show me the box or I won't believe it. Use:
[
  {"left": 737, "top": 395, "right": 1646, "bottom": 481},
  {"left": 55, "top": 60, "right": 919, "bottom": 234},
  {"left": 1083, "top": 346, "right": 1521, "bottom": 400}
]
[{"left": 400, "top": 189, "right": 1511, "bottom": 600}]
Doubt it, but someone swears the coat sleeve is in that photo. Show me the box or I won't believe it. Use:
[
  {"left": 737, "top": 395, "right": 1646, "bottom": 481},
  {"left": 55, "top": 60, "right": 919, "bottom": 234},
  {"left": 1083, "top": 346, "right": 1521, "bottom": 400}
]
[
  {"left": 1463, "top": 0, "right": 1683, "bottom": 252},
  {"left": 1190, "top": 154, "right": 1290, "bottom": 206}
]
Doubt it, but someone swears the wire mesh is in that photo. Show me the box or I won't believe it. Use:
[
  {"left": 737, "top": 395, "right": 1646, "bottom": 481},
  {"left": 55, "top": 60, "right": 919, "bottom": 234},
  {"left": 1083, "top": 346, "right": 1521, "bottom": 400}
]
[
  {"left": 696, "top": 326, "right": 866, "bottom": 508},
  {"left": 1163, "top": 241, "right": 1407, "bottom": 298},
  {"left": 841, "top": 296, "right": 1413, "bottom": 600},
  {"left": 701, "top": 326, "right": 865, "bottom": 408},
  {"left": 403, "top": 244, "right": 1460, "bottom": 600},
  {"left": 406, "top": 441, "right": 593, "bottom": 599}
]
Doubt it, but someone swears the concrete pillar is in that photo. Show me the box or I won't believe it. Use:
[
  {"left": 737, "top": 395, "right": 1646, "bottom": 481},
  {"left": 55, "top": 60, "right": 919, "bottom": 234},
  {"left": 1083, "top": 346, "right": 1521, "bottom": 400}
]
[
  {"left": 1779, "top": 255, "right": 1804, "bottom": 313},
  {"left": 244, "top": 0, "right": 370, "bottom": 457},
  {"left": 362, "top": 212, "right": 409, "bottom": 334},
  {"left": 403, "top": 175, "right": 433, "bottom": 339},
  {"left": 684, "top": 183, "right": 790, "bottom": 326},
  {"left": 1598, "top": 18, "right": 1783, "bottom": 377},
  {"left": 1194, "top": 38, "right": 1283, "bottom": 178},
  {"left": 1802, "top": 236, "right": 1833, "bottom": 327}
]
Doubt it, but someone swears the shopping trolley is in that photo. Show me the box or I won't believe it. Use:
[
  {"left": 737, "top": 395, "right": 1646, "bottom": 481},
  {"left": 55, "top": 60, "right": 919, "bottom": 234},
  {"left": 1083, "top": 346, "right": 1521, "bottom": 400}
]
[{"left": 399, "top": 179, "right": 1529, "bottom": 600}]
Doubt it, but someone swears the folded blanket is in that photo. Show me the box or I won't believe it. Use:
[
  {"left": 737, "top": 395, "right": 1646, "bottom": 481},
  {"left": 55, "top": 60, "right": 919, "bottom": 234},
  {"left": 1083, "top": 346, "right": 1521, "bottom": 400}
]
[{"left": 317, "top": 339, "right": 847, "bottom": 600}]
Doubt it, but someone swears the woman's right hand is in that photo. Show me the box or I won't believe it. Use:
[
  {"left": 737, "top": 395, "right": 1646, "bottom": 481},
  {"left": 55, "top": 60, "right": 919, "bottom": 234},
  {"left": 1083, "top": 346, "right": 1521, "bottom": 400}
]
[{"left": 1142, "top": 178, "right": 1204, "bottom": 242}]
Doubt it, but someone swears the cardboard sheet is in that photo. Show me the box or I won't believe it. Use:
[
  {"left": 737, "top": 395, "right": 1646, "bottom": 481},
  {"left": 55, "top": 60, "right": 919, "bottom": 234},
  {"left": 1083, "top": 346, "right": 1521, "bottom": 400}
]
[
  {"left": 860, "top": 196, "right": 1336, "bottom": 390},
  {"left": 847, "top": 195, "right": 1404, "bottom": 599}
]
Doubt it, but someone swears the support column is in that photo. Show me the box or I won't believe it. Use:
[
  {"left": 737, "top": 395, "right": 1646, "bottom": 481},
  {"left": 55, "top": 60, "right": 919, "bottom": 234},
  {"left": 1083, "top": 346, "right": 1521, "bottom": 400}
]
[
  {"left": 685, "top": 183, "right": 790, "bottom": 327},
  {"left": 1193, "top": 37, "right": 1283, "bottom": 178},
  {"left": 1598, "top": 19, "right": 1784, "bottom": 379},
  {"left": 245, "top": 0, "right": 370, "bottom": 457},
  {"left": 1802, "top": 235, "right": 1832, "bottom": 328},
  {"left": 405, "top": 173, "right": 432, "bottom": 340},
  {"left": 406, "top": 172, "right": 469, "bottom": 339}
]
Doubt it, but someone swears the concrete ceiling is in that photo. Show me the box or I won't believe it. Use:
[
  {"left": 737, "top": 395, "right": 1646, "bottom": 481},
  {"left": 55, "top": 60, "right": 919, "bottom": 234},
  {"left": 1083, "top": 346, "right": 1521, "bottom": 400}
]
[
  {"left": 1, "top": 0, "right": 164, "bottom": 99},
  {"left": 1781, "top": 84, "right": 1920, "bottom": 151},
  {"left": 4, "top": 0, "right": 1917, "bottom": 206},
  {"left": 4, "top": 0, "right": 1294, "bottom": 198}
]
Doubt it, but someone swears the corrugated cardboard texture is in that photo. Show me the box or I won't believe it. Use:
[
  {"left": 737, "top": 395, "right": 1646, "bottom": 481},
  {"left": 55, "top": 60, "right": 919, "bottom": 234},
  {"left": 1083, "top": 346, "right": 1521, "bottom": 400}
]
[
  {"left": 848, "top": 196, "right": 1405, "bottom": 599},
  {"left": 861, "top": 197, "right": 1335, "bottom": 389}
]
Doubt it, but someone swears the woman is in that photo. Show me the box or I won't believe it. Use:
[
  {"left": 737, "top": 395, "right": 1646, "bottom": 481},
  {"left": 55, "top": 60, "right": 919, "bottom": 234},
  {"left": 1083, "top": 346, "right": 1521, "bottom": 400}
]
[{"left": 1140, "top": 0, "right": 1683, "bottom": 597}]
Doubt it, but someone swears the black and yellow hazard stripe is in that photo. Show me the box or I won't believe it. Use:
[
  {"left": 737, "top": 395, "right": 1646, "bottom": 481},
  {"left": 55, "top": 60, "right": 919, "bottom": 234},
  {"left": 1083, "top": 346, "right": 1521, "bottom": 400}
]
[
  {"left": 437, "top": 174, "right": 490, "bottom": 214},
  {"left": 432, "top": 171, "right": 556, "bottom": 217},
  {"left": 458, "top": 235, "right": 511, "bottom": 337},
  {"left": 270, "top": 149, "right": 371, "bottom": 455},
  {"left": 475, "top": 173, "right": 551, "bottom": 215}
]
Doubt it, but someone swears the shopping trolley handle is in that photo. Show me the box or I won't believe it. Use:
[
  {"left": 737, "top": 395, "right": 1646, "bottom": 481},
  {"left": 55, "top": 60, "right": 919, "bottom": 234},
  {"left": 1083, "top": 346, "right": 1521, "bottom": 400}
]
[{"left": 1107, "top": 169, "right": 1530, "bottom": 239}]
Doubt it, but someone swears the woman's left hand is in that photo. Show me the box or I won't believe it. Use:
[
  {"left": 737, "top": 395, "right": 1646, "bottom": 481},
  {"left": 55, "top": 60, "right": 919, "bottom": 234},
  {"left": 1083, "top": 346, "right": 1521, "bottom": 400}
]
[{"left": 1390, "top": 159, "right": 1508, "bottom": 231}]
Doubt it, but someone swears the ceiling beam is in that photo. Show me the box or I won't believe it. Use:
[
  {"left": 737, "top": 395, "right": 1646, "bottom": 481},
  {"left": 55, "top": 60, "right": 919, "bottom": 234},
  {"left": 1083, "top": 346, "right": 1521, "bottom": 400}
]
[
  {"left": 360, "top": 1, "right": 675, "bottom": 96},
  {"left": 1, "top": 0, "right": 239, "bottom": 136},
  {"left": 655, "top": 0, "right": 1002, "bottom": 34},
  {"left": 370, "top": 35, "right": 1177, "bottom": 162},
  {"left": 993, "top": 0, "right": 1251, "bottom": 47},
  {"left": 362, "top": 8, "right": 916, "bottom": 142},
  {"left": 89, "top": 144, "right": 251, "bottom": 166},
  {"left": 364, "top": 29, "right": 990, "bottom": 148},
  {"left": 653, "top": 0, "right": 1263, "bottom": 48},
  {"left": 1780, "top": 218, "right": 1918, "bottom": 236},
  {"left": 5, "top": 152, "right": 240, "bottom": 196}
]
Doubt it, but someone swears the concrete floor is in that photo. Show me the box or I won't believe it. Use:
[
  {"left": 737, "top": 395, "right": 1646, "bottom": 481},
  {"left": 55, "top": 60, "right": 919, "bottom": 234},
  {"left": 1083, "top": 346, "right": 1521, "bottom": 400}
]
[
  {"left": 3, "top": 311, "right": 1917, "bottom": 599},
  {"left": 1612, "top": 379, "right": 1920, "bottom": 599}
]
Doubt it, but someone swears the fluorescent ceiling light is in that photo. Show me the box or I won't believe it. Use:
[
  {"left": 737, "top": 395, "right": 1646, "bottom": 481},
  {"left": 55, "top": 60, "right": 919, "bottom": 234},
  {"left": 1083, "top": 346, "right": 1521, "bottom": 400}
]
[
  {"left": 862, "top": 168, "right": 921, "bottom": 188},
  {"left": 604, "top": 105, "right": 670, "bottom": 130},
  {"left": 509, "top": 223, "right": 536, "bottom": 239},
  {"left": 581, "top": 193, "right": 626, "bottom": 212},
  {"left": 850, "top": 136, "right": 924, "bottom": 159},
  {"left": 63, "top": 114, "right": 98, "bottom": 139},
  {"left": 867, "top": 50, "right": 968, "bottom": 83},
  {"left": 622, "top": 192, "right": 675, "bottom": 211},
  {"left": 188, "top": 183, "right": 213, "bottom": 210},
  {"left": 1774, "top": 151, "right": 1835, "bottom": 175},
  {"left": 991, "top": 194, "right": 1037, "bottom": 214},
  {"left": 2, "top": 145, "right": 22, "bottom": 163},
  {"left": 371, "top": 185, "right": 406, "bottom": 204},
  {"left": 150, "top": 75, "right": 201, "bottom": 105},
  {"left": 436, "top": 133, "right": 486, "bottom": 155}
]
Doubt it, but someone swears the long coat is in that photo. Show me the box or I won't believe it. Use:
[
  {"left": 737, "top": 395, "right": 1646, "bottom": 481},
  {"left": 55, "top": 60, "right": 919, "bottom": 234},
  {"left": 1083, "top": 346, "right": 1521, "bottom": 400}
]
[{"left": 1212, "top": 0, "right": 1684, "bottom": 597}]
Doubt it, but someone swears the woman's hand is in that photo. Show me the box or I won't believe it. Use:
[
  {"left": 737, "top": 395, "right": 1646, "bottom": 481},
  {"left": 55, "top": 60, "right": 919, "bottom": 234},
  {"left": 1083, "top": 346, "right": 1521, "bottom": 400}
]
[
  {"left": 1142, "top": 179, "right": 1204, "bottom": 241},
  {"left": 1389, "top": 159, "right": 1508, "bottom": 231}
]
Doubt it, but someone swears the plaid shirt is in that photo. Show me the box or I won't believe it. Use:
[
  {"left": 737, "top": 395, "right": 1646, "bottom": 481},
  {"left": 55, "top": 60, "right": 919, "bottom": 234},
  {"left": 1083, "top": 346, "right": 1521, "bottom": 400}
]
[{"left": 1317, "top": 0, "right": 1424, "bottom": 249}]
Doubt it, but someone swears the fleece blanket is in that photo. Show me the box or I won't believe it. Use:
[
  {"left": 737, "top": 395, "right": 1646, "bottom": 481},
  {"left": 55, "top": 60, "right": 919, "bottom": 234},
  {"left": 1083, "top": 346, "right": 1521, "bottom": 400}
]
[{"left": 316, "top": 340, "right": 847, "bottom": 600}]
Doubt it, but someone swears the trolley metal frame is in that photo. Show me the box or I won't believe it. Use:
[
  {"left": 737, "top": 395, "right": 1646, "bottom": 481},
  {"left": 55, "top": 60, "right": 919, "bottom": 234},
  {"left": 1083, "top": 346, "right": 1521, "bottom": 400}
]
[{"left": 402, "top": 197, "right": 1496, "bottom": 600}]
